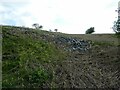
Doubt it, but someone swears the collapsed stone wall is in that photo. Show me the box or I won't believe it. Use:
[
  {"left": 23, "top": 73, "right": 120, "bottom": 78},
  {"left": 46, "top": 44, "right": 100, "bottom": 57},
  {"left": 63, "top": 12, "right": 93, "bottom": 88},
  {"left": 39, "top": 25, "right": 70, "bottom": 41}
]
[{"left": 54, "top": 36, "right": 92, "bottom": 53}]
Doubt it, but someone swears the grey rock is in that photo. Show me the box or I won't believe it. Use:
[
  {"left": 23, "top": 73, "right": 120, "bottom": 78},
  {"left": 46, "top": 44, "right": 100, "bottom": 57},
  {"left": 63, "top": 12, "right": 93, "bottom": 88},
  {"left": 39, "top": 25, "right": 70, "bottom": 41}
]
[{"left": 53, "top": 36, "right": 92, "bottom": 53}]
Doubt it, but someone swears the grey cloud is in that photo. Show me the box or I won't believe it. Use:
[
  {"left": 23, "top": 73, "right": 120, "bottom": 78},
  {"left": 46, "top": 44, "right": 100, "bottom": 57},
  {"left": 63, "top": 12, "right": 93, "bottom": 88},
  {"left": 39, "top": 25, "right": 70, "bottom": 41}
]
[{"left": 0, "top": 1, "right": 32, "bottom": 26}]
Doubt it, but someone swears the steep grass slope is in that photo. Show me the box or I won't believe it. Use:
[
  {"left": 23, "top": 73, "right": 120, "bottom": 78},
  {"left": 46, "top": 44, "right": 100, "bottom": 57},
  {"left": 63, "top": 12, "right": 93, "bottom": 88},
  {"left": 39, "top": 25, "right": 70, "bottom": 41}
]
[
  {"left": 2, "top": 25, "right": 120, "bottom": 88},
  {"left": 2, "top": 26, "right": 67, "bottom": 88}
]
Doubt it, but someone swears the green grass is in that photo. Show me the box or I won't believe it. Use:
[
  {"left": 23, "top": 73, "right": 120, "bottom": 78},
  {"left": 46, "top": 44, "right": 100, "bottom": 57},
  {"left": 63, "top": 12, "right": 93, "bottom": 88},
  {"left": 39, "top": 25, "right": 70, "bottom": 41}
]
[
  {"left": 92, "top": 41, "right": 115, "bottom": 46},
  {"left": 112, "top": 33, "right": 120, "bottom": 38},
  {"left": 2, "top": 26, "right": 66, "bottom": 88}
]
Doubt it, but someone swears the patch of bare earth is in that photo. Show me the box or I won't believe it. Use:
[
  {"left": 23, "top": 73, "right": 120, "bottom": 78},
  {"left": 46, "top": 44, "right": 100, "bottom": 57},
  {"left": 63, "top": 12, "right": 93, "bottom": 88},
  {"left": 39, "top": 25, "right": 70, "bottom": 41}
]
[{"left": 50, "top": 35, "right": 120, "bottom": 88}]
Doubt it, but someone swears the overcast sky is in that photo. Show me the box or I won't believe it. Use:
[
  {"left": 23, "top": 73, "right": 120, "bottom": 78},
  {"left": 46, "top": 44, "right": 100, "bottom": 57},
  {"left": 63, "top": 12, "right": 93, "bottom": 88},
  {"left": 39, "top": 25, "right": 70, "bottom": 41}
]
[{"left": 0, "top": 0, "right": 119, "bottom": 34}]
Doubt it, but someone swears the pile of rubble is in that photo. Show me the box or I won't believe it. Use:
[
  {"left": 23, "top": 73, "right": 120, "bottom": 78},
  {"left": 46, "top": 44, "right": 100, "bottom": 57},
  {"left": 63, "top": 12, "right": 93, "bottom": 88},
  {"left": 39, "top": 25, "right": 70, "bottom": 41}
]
[{"left": 54, "top": 36, "right": 92, "bottom": 53}]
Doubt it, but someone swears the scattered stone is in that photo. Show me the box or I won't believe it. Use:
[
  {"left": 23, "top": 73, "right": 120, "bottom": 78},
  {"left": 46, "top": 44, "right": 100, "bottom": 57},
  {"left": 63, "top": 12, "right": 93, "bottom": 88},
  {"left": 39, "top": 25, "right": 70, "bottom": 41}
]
[{"left": 54, "top": 36, "right": 92, "bottom": 53}]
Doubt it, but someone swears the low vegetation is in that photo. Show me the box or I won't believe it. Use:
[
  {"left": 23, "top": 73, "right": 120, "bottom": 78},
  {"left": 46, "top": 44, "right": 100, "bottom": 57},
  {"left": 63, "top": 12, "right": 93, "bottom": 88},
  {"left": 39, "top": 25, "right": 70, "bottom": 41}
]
[
  {"left": 85, "top": 27, "right": 95, "bottom": 34},
  {"left": 2, "top": 26, "right": 66, "bottom": 88}
]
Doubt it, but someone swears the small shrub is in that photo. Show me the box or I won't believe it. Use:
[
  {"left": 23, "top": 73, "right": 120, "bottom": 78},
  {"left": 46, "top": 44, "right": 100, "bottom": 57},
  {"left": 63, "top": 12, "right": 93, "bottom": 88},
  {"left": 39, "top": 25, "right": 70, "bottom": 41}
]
[
  {"left": 23, "top": 68, "right": 53, "bottom": 87},
  {"left": 85, "top": 27, "right": 95, "bottom": 34},
  {"left": 54, "top": 29, "right": 58, "bottom": 32}
]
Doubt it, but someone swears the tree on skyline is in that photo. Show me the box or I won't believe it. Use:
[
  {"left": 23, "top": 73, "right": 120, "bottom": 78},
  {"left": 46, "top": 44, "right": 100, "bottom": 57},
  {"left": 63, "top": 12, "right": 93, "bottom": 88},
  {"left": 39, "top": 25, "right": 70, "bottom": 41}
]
[
  {"left": 32, "top": 23, "right": 43, "bottom": 30},
  {"left": 112, "top": 19, "right": 120, "bottom": 34},
  {"left": 85, "top": 27, "right": 95, "bottom": 34},
  {"left": 54, "top": 29, "right": 58, "bottom": 32}
]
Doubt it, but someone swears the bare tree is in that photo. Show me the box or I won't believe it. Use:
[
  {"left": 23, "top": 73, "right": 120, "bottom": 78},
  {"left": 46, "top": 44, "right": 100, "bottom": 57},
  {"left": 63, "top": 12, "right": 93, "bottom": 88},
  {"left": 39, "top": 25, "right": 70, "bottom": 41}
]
[{"left": 32, "top": 23, "right": 39, "bottom": 29}]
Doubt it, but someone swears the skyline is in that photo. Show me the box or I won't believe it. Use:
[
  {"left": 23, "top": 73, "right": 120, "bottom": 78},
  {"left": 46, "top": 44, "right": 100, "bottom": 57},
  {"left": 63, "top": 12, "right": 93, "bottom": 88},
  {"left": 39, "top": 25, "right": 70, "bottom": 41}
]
[{"left": 0, "top": 0, "right": 119, "bottom": 34}]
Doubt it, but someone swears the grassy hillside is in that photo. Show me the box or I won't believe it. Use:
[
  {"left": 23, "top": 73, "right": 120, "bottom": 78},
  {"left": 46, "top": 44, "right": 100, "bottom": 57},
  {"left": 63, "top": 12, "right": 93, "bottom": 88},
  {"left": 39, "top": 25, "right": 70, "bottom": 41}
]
[
  {"left": 2, "top": 25, "right": 120, "bottom": 88},
  {"left": 2, "top": 25, "right": 67, "bottom": 88}
]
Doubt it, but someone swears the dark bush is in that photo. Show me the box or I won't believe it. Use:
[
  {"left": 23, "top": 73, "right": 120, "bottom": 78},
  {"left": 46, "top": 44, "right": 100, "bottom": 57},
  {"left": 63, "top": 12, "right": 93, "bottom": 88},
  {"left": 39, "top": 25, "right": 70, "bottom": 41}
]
[
  {"left": 112, "top": 19, "right": 120, "bottom": 34},
  {"left": 85, "top": 27, "right": 95, "bottom": 34},
  {"left": 32, "top": 23, "right": 43, "bottom": 30},
  {"left": 54, "top": 29, "right": 58, "bottom": 32}
]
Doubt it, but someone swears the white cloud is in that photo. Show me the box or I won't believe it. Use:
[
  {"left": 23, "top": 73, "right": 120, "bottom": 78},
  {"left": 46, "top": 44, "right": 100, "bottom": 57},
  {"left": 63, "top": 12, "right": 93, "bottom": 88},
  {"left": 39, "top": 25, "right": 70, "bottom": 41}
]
[{"left": 0, "top": 0, "right": 119, "bottom": 34}]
